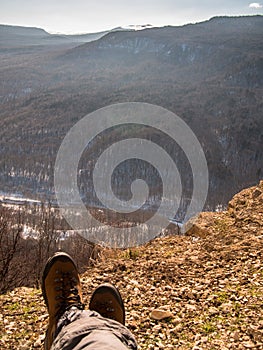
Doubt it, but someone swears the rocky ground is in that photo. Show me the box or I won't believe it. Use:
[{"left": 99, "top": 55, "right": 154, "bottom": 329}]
[{"left": 0, "top": 181, "right": 262, "bottom": 349}]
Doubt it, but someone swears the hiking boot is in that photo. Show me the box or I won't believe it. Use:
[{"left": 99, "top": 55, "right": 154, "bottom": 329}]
[
  {"left": 89, "top": 283, "right": 125, "bottom": 325},
  {"left": 41, "top": 252, "right": 85, "bottom": 350}
]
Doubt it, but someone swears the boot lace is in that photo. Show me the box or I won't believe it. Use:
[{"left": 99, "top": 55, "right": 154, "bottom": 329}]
[
  {"left": 54, "top": 270, "right": 84, "bottom": 319},
  {"left": 92, "top": 300, "right": 116, "bottom": 320}
]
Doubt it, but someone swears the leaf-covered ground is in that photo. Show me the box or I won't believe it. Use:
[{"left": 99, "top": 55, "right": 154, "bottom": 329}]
[{"left": 1, "top": 181, "right": 263, "bottom": 349}]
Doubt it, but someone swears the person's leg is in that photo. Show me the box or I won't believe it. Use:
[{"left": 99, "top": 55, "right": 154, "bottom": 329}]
[
  {"left": 41, "top": 252, "right": 137, "bottom": 350},
  {"left": 50, "top": 308, "right": 137, "bottom": 350}
]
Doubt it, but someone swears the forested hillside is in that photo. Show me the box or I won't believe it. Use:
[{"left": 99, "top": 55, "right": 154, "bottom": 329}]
[{"left": 0, "top": 16, "right": 262, "bottom": 208}]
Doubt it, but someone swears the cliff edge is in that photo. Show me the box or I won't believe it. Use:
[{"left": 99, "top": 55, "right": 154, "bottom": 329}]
[{"left": 0, "top": 181, "right": 262, "bottom": 349}]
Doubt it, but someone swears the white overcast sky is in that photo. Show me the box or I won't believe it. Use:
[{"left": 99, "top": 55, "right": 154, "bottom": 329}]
[{"left": 0, "top": 0, "right": 262, "bottom": 34}]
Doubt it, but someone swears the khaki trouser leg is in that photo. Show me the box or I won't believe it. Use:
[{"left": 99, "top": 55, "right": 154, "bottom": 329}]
[{"left": 51, "top": 309, "right": 137, "bottom": 350}]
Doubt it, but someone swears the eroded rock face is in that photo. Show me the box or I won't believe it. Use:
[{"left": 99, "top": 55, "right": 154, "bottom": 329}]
[
  {"left": 186, "top": 180, "right": 263, "bottom": 239},
  {"left": 228, "top": 180, "right": 263, "bottom": 226}
]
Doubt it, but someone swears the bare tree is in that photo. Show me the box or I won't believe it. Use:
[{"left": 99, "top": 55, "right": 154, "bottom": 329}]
[{"left": 0, "top": 207, "right": 23, "bottom": 293}]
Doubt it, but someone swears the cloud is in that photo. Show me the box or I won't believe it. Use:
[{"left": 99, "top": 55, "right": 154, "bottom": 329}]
[{"left": 249, "top": 2, "right": 263, "bottom": 8}]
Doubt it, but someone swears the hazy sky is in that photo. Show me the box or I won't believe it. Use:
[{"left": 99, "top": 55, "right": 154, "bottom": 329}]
[{"left": 0, "top": 0, "right": 262, "bottom": 33}]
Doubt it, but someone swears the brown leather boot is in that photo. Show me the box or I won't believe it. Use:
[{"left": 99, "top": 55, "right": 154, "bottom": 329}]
[
  {"left": 89, "top": 283, "right": 125, "bottom": 325},
  {"left": 41, "top": 252, "right": 85, "bottom": 350}
]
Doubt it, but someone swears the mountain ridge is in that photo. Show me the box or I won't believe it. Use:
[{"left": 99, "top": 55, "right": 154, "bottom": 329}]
[
  {"left": 0, "top": 24, "right": 131, "bottom": 48},
  {"left": 1, "top": 15, "right": 262, "bottom": 48},
  {"left": 0, "top": 24, "right": 50, "bottom": 36},
  {"left": 65, "top": 15, "right": 263, "bottom": 55}
]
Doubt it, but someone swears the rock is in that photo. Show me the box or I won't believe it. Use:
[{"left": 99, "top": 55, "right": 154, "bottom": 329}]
[
  {"left": 252, "top": 189, "right": 261, "bottom": 199},
  {"left": 172, "top": 317, "right": 182, "bottom": 325},
  {"left": 221, "top": 302, "right": 233, "bottom": 313},
  {"left": 232, "top": 331, "right": 240, "bottom": 342},
  {"left": 242, "top": 341, "right": 256, "bottom": 348},
  {"left": 170, "top": 324, "right": 183, "bottom": 333},
  {"left": 185, "top": 304, "right": 197, "bottom": 312},
  {"left": 33, "top": 336, "right": 42, "bottom": 348},
  {"left": 208, "top": 307, "right": 219, "bottom": 315},
  {"left": 150, "top": 309, "right": 173, "bottom": 320}
]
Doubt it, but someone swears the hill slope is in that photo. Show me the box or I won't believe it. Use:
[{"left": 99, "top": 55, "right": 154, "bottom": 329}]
[
  {"left": 0, "top": 180, "right": 262, "bottom": 349},
  {"left": 0, "top": 16, "right": 262, "bottom": 209},
  {"left": 0, "top": 24, "right": 63, "bottom": 47},
  {"left": 0, "top": 24, "right": 123, "bottom": 48}
]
